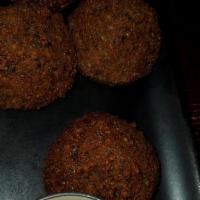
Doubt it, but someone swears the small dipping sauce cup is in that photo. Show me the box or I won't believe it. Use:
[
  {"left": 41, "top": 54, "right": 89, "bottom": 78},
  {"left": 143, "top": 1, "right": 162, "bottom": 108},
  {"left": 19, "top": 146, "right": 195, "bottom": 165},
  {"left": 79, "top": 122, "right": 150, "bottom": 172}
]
[{"left": 40, "top": 193, "right": 101, "bottom": 200}]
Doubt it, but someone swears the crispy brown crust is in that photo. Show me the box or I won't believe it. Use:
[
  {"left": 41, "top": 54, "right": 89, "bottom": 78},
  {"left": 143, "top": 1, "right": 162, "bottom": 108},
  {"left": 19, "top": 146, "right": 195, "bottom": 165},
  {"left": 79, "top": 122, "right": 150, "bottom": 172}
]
[
  {"left": 43, "top": 113, "right": 159, "bottom": 200},
  {"left": 12, "top": 0, "right": 75, "bottom": 11},
  {"left": 0, "top": 5, "right": 77, "bottom": 109},
  {"left": 69, "top": 0, "right": 161, "bottom": 86}
]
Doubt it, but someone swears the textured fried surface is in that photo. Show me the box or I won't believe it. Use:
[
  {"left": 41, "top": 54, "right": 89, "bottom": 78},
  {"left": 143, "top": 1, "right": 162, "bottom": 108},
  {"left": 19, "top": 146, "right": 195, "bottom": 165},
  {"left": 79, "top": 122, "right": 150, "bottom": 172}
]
[
  {"left": 69, "top": 0, "right": 161, "bottom": 86},
  {"left": 13, "top": 0, "right": 74, "bottom": 11},
  {"left": 44, "top": 113, "right": 159, "bottom": 200},
  {"left": 0, "top": 5, "right": 76, "bottom": 109}
]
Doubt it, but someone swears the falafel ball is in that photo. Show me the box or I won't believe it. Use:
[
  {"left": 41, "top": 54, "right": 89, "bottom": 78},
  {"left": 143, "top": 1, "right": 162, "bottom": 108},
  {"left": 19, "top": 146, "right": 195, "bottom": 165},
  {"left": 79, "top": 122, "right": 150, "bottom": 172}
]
[
  {"left": 43, "top": 113, "right": 159, "bottom": 200},
  {"left": 12, "top": 0, "right": 75, "bottom": 12},
  {"left": 69, "top": 0, "right": 161, "bottom": 86},
  {"left": 0, "top": 5, "right": 76, "bottom": 109}
]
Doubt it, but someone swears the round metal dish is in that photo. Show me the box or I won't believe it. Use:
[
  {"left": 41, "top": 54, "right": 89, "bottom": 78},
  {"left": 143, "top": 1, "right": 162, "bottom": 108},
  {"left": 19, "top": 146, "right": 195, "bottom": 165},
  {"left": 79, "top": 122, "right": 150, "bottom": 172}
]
[{"left": 40, "top": 193, "right": 101, "bottom": 200}]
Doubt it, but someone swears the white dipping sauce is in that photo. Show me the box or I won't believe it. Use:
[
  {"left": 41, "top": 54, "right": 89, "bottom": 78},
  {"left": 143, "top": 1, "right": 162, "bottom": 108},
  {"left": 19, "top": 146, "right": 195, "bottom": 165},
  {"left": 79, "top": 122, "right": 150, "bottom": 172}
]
[{"left": 41, "top": 194, "right": 99, "bottom": 200}]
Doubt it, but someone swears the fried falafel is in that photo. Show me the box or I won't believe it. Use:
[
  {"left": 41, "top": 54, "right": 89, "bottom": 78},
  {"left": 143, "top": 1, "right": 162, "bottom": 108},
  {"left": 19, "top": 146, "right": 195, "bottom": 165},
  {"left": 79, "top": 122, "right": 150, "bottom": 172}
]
[
  {"left": 12, "top": 0, "right": 75, "bottom": 11},
  {"left": 43, "top": 112, "right": 159, "bottom": 200},
  {"left": 0, "top": 5, "right": 76, "bottom": 109},
  {"left": 69, "top": 0, "right": 161, "bottom": 86}
]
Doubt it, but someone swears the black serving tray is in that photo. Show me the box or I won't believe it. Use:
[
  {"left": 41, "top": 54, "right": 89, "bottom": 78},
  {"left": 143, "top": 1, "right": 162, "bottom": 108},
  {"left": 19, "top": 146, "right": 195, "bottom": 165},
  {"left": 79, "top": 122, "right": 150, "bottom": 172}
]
[
  {"left": 0, "top": 46, "right": 200, "bottom": 200},
  {"left": 0, "top": 1, "right": 200, "bottom": 200}
]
